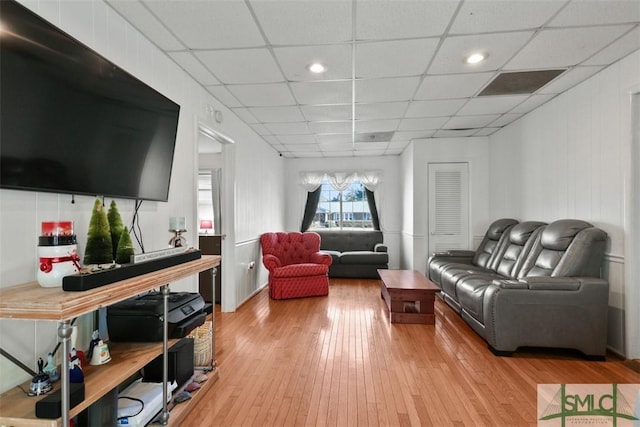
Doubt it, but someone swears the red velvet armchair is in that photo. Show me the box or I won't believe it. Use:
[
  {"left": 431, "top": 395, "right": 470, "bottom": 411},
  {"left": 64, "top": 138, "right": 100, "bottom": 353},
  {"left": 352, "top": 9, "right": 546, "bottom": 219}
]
[{"left": 260, "top": 232, "right": 332, "bottom": 300}]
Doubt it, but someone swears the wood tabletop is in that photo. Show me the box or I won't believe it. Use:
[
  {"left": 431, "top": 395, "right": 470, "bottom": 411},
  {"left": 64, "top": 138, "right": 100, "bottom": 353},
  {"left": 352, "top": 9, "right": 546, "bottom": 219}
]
[
  {"left": 0, "top": 255, "right": 221, "bottom": 321},
  {"left": 377, "top": 269, "right": 440, "bottom": 291}
]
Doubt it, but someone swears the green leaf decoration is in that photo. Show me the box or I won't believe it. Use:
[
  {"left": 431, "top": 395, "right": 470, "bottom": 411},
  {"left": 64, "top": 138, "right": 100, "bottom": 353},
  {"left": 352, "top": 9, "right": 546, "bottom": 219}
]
[
  {"left": 83, "top": 198, "right": 113, "bottom": 265},
  {"left": 115, "top": 227, "right": 135, "bottom": 264},
  {"left": 107, "top": 200, "right": 125, "bottom": 260}
]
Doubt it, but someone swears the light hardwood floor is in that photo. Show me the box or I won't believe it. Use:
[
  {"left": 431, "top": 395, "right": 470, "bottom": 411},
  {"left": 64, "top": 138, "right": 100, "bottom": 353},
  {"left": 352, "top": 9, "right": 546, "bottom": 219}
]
[{"left": 182, "top": 278, "right": 639, "bottom": 426}]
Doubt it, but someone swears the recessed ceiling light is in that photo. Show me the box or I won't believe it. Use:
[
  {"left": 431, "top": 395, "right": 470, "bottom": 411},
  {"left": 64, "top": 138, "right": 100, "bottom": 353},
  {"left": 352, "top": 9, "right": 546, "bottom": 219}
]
[
  {"left": 466, "top": 53, "right": 487, "bottom": 65},
  {"left": 309, "top": 63, "right": 326, "bottom": 73}
]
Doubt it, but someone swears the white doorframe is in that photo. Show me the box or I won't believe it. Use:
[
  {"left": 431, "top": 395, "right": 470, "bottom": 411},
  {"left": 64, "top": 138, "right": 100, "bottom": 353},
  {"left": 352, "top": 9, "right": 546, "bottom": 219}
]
[
  {"left": 196, "top": 120, "right": 236, "bottom": 313},
  {"left": 625, "top": 91, "right": 640, "bottom": 359}
]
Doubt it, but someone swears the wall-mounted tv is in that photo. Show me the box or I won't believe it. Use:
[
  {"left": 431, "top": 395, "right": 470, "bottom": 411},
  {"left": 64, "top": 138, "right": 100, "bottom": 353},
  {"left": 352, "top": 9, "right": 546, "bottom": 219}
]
[{"left": 0, "top": 0, "right": 180, "bottom": 202}]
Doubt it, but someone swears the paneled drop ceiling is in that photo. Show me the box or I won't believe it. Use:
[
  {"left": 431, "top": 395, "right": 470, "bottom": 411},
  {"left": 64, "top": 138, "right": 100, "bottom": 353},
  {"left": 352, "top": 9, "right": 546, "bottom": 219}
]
[{"left": 107, "top": 0, "right": 640, "bottom": 158}]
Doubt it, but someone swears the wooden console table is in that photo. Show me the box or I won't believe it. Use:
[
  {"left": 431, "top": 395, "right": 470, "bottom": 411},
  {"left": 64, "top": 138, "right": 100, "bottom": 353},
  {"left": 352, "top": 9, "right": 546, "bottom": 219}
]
[
  {"left": 378, "top": 269, "right": 440, "bottom": 324},
  {"left": 0, "top": 255, "right": 220, "bottom": 427}
]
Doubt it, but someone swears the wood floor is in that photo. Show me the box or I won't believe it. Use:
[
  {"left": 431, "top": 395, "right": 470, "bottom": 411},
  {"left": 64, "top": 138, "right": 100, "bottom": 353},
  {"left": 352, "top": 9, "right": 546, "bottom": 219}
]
[{"left": 182, "top": 278, "right": 639, "bottom": 426}]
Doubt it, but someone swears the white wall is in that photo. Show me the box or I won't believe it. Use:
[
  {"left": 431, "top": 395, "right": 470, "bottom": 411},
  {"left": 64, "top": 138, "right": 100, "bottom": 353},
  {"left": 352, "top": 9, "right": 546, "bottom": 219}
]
[
  {"left": 404, "top": 138, "right": 491, "bottom": 274},
  {"left": 0, "top": 0, "right": 285, "bottom": 392},
  {"left": 283, "top": 156, "right": 402, "bottom": 271},
  {"left": 488, "top": 50, "right": 640, "bottom": 357}
]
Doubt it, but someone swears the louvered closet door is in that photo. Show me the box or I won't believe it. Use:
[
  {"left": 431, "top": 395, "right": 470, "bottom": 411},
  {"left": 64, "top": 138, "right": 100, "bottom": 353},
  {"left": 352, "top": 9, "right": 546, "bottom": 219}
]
[{"left": 428, "top": 163, "right": 469, "bottom": 256}]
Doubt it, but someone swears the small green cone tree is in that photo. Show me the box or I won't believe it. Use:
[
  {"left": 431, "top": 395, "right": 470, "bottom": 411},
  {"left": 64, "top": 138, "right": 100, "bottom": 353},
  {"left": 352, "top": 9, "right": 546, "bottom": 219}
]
[
  {"left": 107, "top": 200, "right": 125, "bottom": 261},
  {"left": 83, "top": 198, "right": 113, "bottom": 265},
  {"left": 115, "top": 227, "right": 135, "bottom": 264}
]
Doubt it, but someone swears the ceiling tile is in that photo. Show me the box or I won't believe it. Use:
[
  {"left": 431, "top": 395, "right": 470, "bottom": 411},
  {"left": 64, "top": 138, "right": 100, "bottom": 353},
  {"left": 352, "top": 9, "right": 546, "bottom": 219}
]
[
  {"left": 250, "top": 0, "right": 352, "bottom": 45},
  {"left": 276, "top": 135, "right": 317, "bottom": 144},
  {"left": 264, "top": 122, "right": 311, "bottom": 135},
  {"left": 538, "top": 66, "right": 603, "bottom": 94},
  {"left": 354, "top": 149, "right": 386, "bottom": 157},
  {"left": 415, "top": 73, "right": 494, "bottom": 100},
  {"left": 290, "top": 81, "right": 352, "bottom": 105},
  {"left": 490, "top": 113, "right": 523, "bottom": 127},
  {"left": 323, "top": 151, "right": 355, "bottom": 157},
  {"left": 301, "top": 105, "right": 352, "bottom": 121},
  {"left": 444, "top": 114, "right": 501, "bottom": 129},
  {"left": 282, "top": 143, "right": 321, "bottom": 152},
  {"left": 356, "top": 102, "right": 408, "bottom": 120},
  {"left": 143, "top": 0, "right": 264, "bottom": 49},
  {"left": 354, "top": 142, "right": 389, "bottom": 151},
  {"left": 387, "top": 140, "right": 412, "bottom": 150},
  {"left": 355, "top": 119, "right": 400, "bottom": 133},
  {"left": 196, "top": 48, "right": 284, "bottom": 84},
  {"left": 450, "top": 1, "right": 565, "bottom": 34},
  {"left": 249, "top": 106, "right": 305, "bottom": 122},
  {"left": 398, "top": 117, "right": 449, "bottom": 131},
  {"left": 249, "top": 123, "right": 271, "bottom": 135},
  {"left": 457, "top": 95, "right": 529, "bottom": 115},
  {"left": 583, "top": 26, "right": 640, "bottom": 66},
  {"left": 429, "top": 31, "right": 534, "bottom": 74},
  {"left": 319, "top": 139, "right": 353, "bottom": 150},
  {"left": 405, "top": 99, "right": 467, "bottom": 117},
  {"left": 316, "top": 134, "right": 353, "bottom": 144},
  {"left": 550, "top": 1, "right": 640, "bottom": 26},
  {"left": 505, "top": 25, "right": 633, "bottom": 69},
  {"left": 206, "top": 85, "right": 242, "bottom": 108},
  {"left": 309, "top": 121, "right": 353, "bottom": 134},
  {"left": 510, "top": 94, "right": 557, "bottom": 114},
  {"left": 273, "top": 45, "right": 352, "bottom": 81},
  {"left": 356, "top": 0, "right": 459, "bottom": 40},
  {"left": 262, "top": 135, "right": 280, "bottom": 145},
  {"left": 168, "top": 51, "right": 220, "bottom": 85},
  {"left": 227, "top": 83, "right": 296, "bottom": 107},
  {"left": 231, "top": 107, "right": 259, "bottom": 124},
  {"left": 434, "top": 129, "right": 478, "bottom": 137},
  {"left": 107, "top": 0, "right": 184, "bottom": 50},
  {"left": 392, "top": 130, "right": 436, "bottom": 141},
  {"left": 356, "top": 77, "right": 422, "bottom": 103},
  {"left": 357, "top": 39, "right": 439, "bottom": 78}
]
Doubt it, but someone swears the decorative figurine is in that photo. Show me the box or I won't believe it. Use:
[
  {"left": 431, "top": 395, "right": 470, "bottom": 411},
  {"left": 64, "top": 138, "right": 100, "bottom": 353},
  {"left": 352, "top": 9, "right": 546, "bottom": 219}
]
[
  {"left": 87, "top": 330, "right": 100, "bottom": 361},
  {"left": 69, "top": 348, "right": 84, "bottom": 383},
  {"left": 28, "top": 358, "right": 52, "bottom": 396},
  {"left": 89, "top": 338, "right": 112, "bottom": 365},
  {"left": 42, "top": 352, "right": 59, "bottom": 382}
]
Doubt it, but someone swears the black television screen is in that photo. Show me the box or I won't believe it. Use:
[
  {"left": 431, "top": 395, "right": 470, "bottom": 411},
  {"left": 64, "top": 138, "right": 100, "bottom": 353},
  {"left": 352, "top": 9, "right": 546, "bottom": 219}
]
[{"left": 0, "top": 0, "right": 180, "bottom": 202}]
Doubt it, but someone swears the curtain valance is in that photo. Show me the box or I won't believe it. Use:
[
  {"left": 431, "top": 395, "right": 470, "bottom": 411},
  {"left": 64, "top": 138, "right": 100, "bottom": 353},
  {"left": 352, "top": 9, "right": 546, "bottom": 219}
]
[{"left": 300, "top": 171, "right": 382, "bottom": 191}]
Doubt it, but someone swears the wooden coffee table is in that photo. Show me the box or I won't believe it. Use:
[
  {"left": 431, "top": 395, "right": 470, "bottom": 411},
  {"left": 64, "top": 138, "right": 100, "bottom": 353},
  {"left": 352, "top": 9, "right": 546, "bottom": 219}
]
[{"left": 378, "top": 269, "right": 440, "bottom": 324}]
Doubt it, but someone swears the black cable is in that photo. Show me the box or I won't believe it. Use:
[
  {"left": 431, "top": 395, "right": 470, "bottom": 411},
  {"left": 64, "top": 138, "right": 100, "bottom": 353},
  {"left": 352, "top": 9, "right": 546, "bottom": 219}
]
[
  {"left": 116, "top": 396, "right": 145, "bottom": 420},
  {"left": 130, "top": 199, "right": 145, "bottom": 253},
  {"left": 0, "top": 348, "right": 37, "bottom": 377}
]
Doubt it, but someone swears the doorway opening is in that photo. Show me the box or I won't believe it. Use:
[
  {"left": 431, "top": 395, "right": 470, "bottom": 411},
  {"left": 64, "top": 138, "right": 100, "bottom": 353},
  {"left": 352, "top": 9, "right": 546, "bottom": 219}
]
[{"left": 196, "top": 122, "right": 235, "bottom": 313}]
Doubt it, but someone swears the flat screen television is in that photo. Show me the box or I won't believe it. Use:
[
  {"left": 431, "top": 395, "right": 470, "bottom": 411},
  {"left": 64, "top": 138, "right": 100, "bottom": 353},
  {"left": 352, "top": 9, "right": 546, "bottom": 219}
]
[{"left": 0, "top": 0, "right": 180, "bottom": 202}]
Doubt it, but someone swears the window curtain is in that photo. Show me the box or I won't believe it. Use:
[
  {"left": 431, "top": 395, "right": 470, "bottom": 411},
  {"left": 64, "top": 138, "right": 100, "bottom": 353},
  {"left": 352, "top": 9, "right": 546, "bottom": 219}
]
[
  {"left": 358, "top": 171, "right": 382, "bottom": 231},
  {"left": 300, "top": 187, "right": 322, "bottom": 232},
  {"left": 300, "top": 172, "right": 325, "bottom": 232},
  {"left": 327, "top": 172, "right": 355, "bottom": 191}
]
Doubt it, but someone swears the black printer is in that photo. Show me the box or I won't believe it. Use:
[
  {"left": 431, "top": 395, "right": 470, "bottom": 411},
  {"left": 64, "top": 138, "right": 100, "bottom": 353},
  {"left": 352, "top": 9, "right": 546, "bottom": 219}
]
[{"left": 107, "top": 292, "right": 208, "bottom": 342}]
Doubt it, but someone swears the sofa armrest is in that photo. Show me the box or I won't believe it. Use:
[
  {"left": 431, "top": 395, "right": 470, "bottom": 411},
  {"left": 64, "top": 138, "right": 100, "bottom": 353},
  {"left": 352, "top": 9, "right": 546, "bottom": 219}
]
[
  {"left": 435, "top": 250, "right": 475, "bottom": 257},
  {"left": 310, "top": 251, "right": 333, "bottom": 266},
  {"left": 374, "top": 243, "right": 388, "bottom": 253},
  {"left": 482, "top": 277, "right": 609, "bottom": 356},
  {"left": 262, "top": 254, "right": 281, "bottom": 272},
  {"left": 491, "top": 279, "right": 528, "bottom": 289}
]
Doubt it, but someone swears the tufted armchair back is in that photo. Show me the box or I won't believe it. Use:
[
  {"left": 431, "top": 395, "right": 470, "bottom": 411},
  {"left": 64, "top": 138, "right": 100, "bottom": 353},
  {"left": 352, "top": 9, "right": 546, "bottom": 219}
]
[{"left": 260, "top": 232, "right": 323, "bottom": 266}]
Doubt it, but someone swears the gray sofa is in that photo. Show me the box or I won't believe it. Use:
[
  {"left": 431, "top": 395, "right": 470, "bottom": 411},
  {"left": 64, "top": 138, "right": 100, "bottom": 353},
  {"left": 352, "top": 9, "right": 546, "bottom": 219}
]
[
  {"left": 427, "top": 218, "right": 609, "bottom": 359},
  {"left": 316, "top": 230, "right": 388, "bottom": 279}
]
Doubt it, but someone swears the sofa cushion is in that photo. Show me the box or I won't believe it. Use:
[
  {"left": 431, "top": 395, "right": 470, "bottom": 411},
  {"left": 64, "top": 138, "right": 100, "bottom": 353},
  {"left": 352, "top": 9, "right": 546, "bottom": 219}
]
[
  {"left": 321, "top": 250, "right": 341, "bottom": 264},
  {"left": 339, "top": 251, "right": 388, "bottom": 265}
]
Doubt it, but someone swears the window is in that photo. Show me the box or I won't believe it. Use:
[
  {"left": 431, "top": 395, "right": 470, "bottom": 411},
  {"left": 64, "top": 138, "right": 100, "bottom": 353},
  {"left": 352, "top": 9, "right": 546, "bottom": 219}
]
[{"left": 310, "top": 178, "right": 373, "bottom": 230}]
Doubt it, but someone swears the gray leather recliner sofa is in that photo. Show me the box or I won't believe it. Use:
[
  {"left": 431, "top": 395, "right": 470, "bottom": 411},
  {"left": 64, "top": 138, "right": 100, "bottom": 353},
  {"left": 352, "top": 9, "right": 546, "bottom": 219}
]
[
  {"left": 316, "top": 230, "right": 388, "bottom": 279},
  {"left": 427, "top": 218, "right": 609, "bottom": 359}
]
